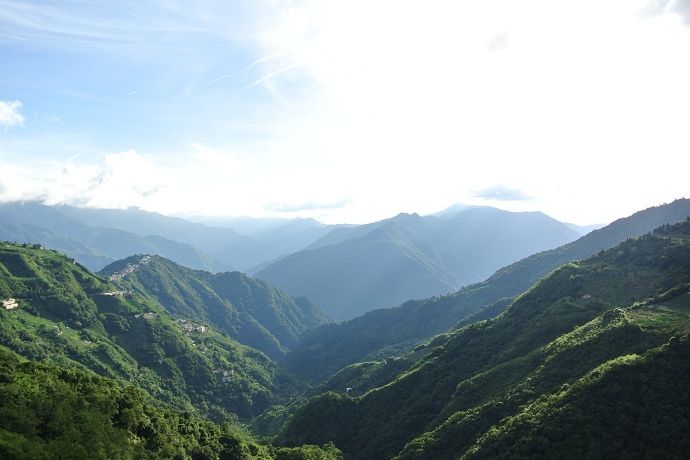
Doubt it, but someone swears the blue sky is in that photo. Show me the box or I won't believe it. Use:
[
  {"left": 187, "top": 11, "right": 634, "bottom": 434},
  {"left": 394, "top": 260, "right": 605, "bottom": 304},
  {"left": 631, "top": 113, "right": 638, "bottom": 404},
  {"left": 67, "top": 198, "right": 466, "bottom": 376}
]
[
  {"left": 0, "top": 1, "right": 267, "bottom": 152},
  {"left": 1, "top": 0, "right": 690, "bottom": 224}
]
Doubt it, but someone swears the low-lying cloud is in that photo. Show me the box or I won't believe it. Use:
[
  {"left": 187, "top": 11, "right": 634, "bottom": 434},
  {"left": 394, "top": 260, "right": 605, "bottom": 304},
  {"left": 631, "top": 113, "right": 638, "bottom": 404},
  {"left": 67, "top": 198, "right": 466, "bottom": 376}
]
[
  {"left": 473, "top": 186, "right": 532, "bottom": 201},
  {"left": 266, "top": 199, "right": 351, "bottom": 213}
]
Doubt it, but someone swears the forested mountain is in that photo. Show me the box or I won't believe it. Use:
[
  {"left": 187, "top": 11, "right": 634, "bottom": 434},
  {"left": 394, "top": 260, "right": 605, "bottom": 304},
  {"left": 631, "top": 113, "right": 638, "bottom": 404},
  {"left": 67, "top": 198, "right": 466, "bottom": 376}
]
[
  {"left": 257, "top": 208, "right": 580, "bottom": 319},
  {"left": 0, "top": 202, "right": 340, "bottom": 273},
  {"left": 0, "top": 347, "right": 341, "bottom": 459},
  {"left": 99, "top": 255, "right": 331, "bottom": 359},
  {"left": 0, "top": 243, "right": 300, "bottom": 421},
  {"left": 2, "top": 200, "right": 689, "bottom": 459},
  {"left": 260, "top": 214, "right": 459, "bottom": 320},
  {"left": 283, "top": 198, "right": 690, "bottom": 382},
  {"left": 278, "top": 219, "right": 690, "bottom": 459}
]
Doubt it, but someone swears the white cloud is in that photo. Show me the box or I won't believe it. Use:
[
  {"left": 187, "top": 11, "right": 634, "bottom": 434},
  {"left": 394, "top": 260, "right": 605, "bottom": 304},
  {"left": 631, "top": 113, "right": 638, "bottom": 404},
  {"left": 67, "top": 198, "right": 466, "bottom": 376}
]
[
  {"left": 237, "top": 0, "right": 690, "bottom": 224},
  {"left": 0, "top": 145, "right": 339, "bottom": 219},
  {"left": 0, "top": 100, "right": 24, "bottom": 128},
  {"left": 1, "top": 2, "right": 689, "bottom": 226}
]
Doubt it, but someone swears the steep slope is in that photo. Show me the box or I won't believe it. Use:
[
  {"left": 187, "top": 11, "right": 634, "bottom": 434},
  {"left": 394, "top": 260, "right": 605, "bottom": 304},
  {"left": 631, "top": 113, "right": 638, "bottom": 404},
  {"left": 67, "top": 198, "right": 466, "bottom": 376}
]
[
  {"left": 408, "top": 335, "right": 690, "bottom": 459},
  {"left": 279, "top": 219, "right": 690, "bottom": 459},
  {"left": 258, "top": 209, "right": 579, "bottom": 319},
  {"left": 0, "top": 346, "right": 342, "bottom": 459},
  {"left": 259, "top": 214, "right": 459, "bottom": 320},
  {"left": 99, "top": 255, "right": 331, "bottom": 359},
  {"left": 0, "top": 202, "right": 227, "bottom": 272},
  {"left": 283, "top": 198, "right": 690, "bottom": 382},
  {"left": 0, "top": 243, "right": 300, "bottom": 421}
]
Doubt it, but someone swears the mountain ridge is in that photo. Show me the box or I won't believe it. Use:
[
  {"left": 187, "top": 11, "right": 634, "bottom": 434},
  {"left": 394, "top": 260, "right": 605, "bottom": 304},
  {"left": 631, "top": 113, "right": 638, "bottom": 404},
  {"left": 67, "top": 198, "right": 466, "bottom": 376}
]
[
  {"left": 279, "top": 218, "right": 690, "bottom": 459},
  {"left": 282, "top": 198, "right": 690, "bottom": 382},
  {"left": 98, "top": 254, "right": 332, "bottom": 359},
  {"left": 0, "top": 242, "right": 303, "bottom": 421},
  {"left": 0, "top": 202, "right": 229, "bottom": 272},
  {"left": 257, "top": 207, "right": 580, "bottom": 319}
]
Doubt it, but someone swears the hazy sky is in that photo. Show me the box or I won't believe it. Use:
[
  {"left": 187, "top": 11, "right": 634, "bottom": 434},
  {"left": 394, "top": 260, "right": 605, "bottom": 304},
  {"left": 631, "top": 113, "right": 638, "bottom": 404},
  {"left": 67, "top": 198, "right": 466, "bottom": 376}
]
[{"left": 1, "top": 0, "right": 689, "bottom": 225}]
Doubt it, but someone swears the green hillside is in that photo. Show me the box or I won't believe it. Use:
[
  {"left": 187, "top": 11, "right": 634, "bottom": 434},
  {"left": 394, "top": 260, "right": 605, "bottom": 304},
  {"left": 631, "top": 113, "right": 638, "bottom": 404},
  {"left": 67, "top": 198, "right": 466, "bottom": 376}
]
[
  {"left": 0, "top": 243, "right": 300, "bottom": 421},
  {"left": 398, "top": 311, "right": 690, "bottom": 460},
  {"left": 283, "top": 198, "right": 690, "bottom": 382},
  {"left": 278, "top": 219, "right": 690, "bottom": 459},
  {"left": 0, "top": 346, "right": 342, "bottom": 460},
  {"left": 99, "top": 255, "right": 331, "bottom": 359}
]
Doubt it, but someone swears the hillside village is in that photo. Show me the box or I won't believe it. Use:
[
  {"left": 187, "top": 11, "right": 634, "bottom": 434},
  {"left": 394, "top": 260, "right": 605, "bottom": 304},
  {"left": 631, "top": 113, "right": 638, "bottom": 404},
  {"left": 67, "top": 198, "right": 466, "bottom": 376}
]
[{"left": 1, "top": 298, "right": 18, "bottom": 310}]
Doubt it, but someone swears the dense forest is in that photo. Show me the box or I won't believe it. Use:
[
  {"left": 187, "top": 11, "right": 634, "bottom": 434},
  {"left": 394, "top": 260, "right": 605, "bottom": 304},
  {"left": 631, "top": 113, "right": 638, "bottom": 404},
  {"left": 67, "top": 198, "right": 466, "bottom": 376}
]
[
  {"left": 282, "top": 198, "right": 690, "bottom": 382},
  {"left": 0, "top": 242, "right": 340, "bottom": 458},
  {"left": 3, "top": 0, "right": 688, "bottom": 457},
  {"left": 279, "top": 218, "right": 690, "bottom": 459},
  {"left": 98, "top": 254, "right": 331, "bottom": 359},
  {"left": 0, "top": 203, "right": 689, "bottom": 458}
]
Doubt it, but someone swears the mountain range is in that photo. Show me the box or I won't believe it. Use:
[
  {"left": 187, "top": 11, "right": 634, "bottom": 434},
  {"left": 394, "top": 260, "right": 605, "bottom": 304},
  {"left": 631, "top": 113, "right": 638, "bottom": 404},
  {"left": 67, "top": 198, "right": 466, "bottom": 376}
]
[
  {"left": 0, "top": 202, "right": 233, "bottom": 272},
  {"left": 0, "top": 202, "right": 335, "bottom": 273},
  {"left": 282, "top": 198, "right": 690, "bottom": 382},
  {"left": 278, "top": 217, "right": 690, "bottom": 459},
  {"left": 0, "top": 243, "right": 303, "bottom": 421},
  {"left": 1, "top": 201, "right": 587, "bottom": 320},
  {"left": 98, "top": 254, "right": 331, "bottom": 359},
  {"left": 1, "top": 198, "right": 689, "bottom": 458},
  {"left": 256, "top": 207, "right": 581, "bottom": 319}
]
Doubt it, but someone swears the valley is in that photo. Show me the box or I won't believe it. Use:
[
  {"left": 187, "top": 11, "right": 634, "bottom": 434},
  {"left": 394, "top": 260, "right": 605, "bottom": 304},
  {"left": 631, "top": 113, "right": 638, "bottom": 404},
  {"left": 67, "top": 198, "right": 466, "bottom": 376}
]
[
  {"left": 0, "top": 199, "right": 689, "bottom": 458},
  {"left": 3, "top": 4, "right": 688, "bottom": 457}
]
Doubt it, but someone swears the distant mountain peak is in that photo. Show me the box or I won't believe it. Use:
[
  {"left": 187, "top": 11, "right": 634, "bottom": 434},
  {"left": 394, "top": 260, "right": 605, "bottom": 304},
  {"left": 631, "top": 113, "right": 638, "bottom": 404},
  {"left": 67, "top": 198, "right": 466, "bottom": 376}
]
[{"left": 257, "top": 206, "right": 581, "bottom": 319}]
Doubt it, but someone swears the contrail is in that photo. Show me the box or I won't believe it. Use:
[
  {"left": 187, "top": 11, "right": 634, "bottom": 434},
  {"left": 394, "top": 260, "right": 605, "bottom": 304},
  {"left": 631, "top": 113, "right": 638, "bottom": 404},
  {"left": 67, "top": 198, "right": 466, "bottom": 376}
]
[
  {"left": 234, "top": 62, "right": 301, "bottom": 94},
  {"left": 207, "top": 52, "right": 285, "bottom": 86}
]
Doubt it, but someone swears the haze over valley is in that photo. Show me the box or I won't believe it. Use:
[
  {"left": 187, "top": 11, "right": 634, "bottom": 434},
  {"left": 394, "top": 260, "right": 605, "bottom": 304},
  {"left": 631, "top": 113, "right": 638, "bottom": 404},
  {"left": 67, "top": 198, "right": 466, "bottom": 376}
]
[{"left": 1, "top": 1, "right": 689, "bottom": 459}]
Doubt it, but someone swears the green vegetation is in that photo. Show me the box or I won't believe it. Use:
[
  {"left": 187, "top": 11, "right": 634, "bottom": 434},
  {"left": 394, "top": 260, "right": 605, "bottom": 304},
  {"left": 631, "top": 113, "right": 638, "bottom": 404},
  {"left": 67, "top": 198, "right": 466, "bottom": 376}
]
[
  {"left": 279, "top": 219, "right": 690, "bottom": 459},
  {"left": 283, "top": 198, "right": 690, "bottom": 383},
  {"left": 459, "top": 338, "right": 690, "bottom": 459},
  {"left": 2, "top": 205, "right": 690, "bottom": 459},
  {"left": 0, "top": 241, "right": 344, "bottom": 458},
  {"left": 310, "top": 337, "right": 450, "bottom": 399},
  {"left": 0, "top": 346, "right": 342, "bottom": 459},
  {"left": 0, "top": 243, "right": 300, "bottom": 421},
  {"left": 99, "top": 254, "right": 331, "bottom": 359}
]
